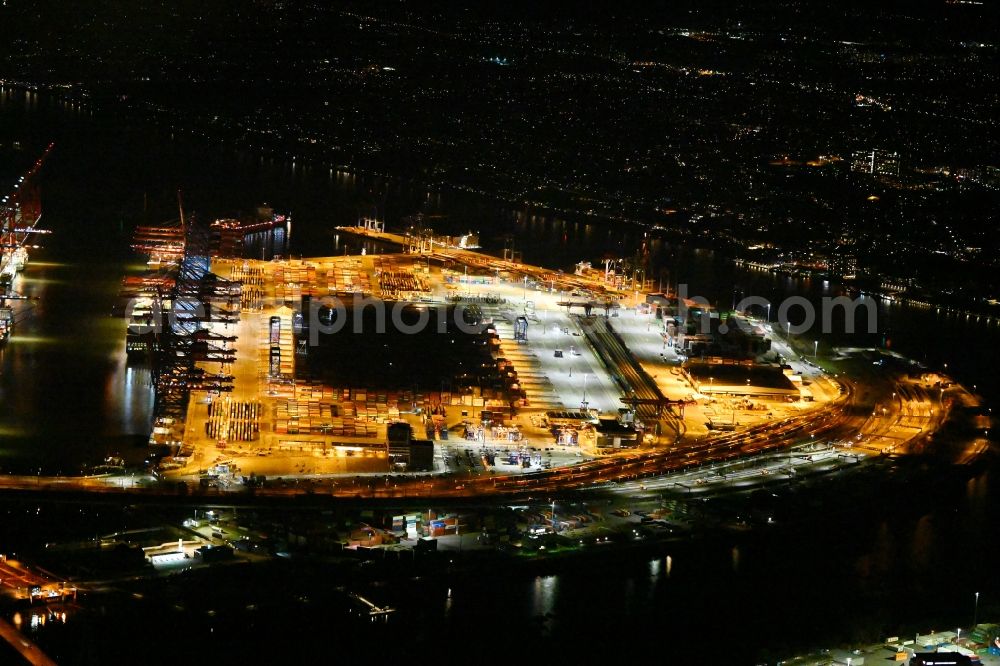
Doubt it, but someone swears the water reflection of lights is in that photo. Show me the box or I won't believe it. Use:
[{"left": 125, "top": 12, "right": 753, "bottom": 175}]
[
  {"left": 7, "top": 335, "right": 59, "bottom": 345},
  {"left": 24, "top": 262, "right": 69, "bottom": 269},
  {"left": 531, "top": 574, "right": 558, "bottom": 617},
  {"left": 16, "top": 276, "right": 66, "bottom": 286},
  {"left": 17, "top": 608, "right": 69, "bottom": 630}
]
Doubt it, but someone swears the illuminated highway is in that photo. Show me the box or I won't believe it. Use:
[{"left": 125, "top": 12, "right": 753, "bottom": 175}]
[{"left": 0, "top": 618, "right": 57, "bottom": 666}]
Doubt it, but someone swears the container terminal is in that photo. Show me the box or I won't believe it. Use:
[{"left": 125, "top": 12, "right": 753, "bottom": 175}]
[{"left": 106, "top": 213, "right": 975, "bottom": 495}]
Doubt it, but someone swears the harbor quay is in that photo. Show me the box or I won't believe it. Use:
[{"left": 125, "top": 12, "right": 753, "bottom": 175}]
[{"left": 103, "top": 225, "right": 969, "bottom": 498}]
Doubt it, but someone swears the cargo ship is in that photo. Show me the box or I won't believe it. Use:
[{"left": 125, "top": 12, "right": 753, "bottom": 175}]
[
  {"left": 0, "top": 245, "right": 33, "bottom": 344},
  {"left": 0, "top": 143, "right": 54, "bottom": 344}
]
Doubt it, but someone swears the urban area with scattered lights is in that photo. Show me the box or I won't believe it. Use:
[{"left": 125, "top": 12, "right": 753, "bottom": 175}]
[{"left": 0, "top": 2, "right": 999, "bottom": 664}]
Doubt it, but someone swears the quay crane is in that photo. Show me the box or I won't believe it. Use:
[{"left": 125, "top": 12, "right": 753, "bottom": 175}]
[{"left": 0, "top": 143, "right": 53, "bottom": 343}]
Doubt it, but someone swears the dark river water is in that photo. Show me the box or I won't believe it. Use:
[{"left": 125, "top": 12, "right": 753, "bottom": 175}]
[{"left": 2, "top": 86, "right": 999, "bottom": 663}]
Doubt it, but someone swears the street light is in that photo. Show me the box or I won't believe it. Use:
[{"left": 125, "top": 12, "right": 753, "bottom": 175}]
[
  {"left": 975, "top": 591, "right": 980, "bottom": 628},
  {"left": 814, "top": 340, "right": 819, "bottom": 358}
]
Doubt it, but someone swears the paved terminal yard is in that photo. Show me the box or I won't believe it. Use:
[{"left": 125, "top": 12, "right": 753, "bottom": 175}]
[{"left": 156, "top": 238, "right": 842, "bottom": 485}]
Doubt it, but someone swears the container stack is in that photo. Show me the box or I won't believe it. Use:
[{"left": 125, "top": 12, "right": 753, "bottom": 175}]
[
  {"left": 205, "top": 398, "right": 260, "bottom": 441},
  {"left": 373, "top": 257, "right": 427, "bottom": 299},
  {"left": 259, "top": 312, "right": 295, "bottom": 378},
  {"left": 278, "top": 314, "right": 294, "bottom": 376},
  {"left": 318, "top": 260, "right": 372, "bottom": 296},
  {"left": 274, "top": 263, "right": 319, "bottom": 302},
  {"left": 270, "top": 381, "right": 381, "bottom": 438}
]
